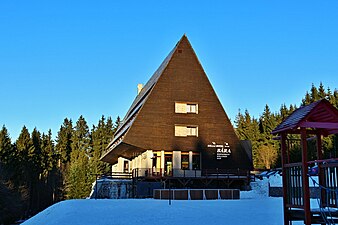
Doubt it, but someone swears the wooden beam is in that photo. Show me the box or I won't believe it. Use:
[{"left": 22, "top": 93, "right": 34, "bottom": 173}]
[
  {"left": 284, "top": 129, "right": 318, "bottom": 135},
  {"left": 327, "top": 129, "right": 338, "bottom": 135},
  {"left": 280, "top": 132, "right": 289, "bottom": 225},
  {"left": 299, "top": 121, "right": 338, "bottom": 129}
]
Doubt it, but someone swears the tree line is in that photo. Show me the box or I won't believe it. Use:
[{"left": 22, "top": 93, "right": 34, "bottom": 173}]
[
  {"left": 235, "top": 82, "right": 338, "bottom": 169},
  {"left": 0, "top": 115, "right": 120, "bottom": 224},
  {"left": 1, "top": 82, "right": 338, "bottom": 224}
]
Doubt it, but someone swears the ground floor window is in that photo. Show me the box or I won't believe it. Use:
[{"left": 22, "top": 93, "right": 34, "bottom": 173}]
[
  {"left": 165, "top": 154, "right": 172, "bottom": 176},
  {"left": 181, "top": 153, "right": 189, "bottom": 170},
  {"left": 192, "top": 152, "right": 200, "bottom": 170},
  {"left": 124, "top": 160, "right": 129, "bottom": 173}
]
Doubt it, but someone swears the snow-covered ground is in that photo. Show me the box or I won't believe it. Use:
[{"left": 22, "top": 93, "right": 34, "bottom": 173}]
[
  {"left": 22, "top": 175, "right": 309, "bottom": 225},
  {"left": 22, "top": 198, "right": 284, "bottom": 225}
]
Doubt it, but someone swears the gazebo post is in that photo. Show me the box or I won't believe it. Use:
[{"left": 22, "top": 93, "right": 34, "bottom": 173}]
[
  {"left": 281, "top": 132, "right": 289, "bottom": 225},
  {"left": 301, "top": 128, "right": 311, "bottom": 225}
]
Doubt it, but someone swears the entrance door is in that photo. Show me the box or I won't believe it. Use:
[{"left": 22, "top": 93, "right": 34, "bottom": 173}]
[{"left": 165, "top": 155, "right": 172, "bottom": 176}]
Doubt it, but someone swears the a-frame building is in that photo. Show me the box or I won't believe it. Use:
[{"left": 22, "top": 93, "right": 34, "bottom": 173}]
[{"left": 101, "top": 35, "right": 252, "bottom": 179}]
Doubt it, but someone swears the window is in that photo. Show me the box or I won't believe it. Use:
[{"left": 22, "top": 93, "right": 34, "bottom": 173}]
[
  {"left": 181, "top": 153, "right": 189, "bottom": 170},
  {"left": 175, "top": 125, "right": 198, "bottom": 137},
  {"left": 123, "top": 161, "right": 129, "bottom": 173},
  {"left": 175, "top": 103, "right": 187, "bottom": 113},
  {"left": 187, "top": 126, "right": 198, "bottom": 136},
  {"left": 187, "top": 104, "right": 197, "bottom": 113},
  {"left": 192, "top": 153, "right": 200, "bottom": 170},
  {"left": 175, "top": 125, "right": 187, "bottom": 136},
  {"left": 175, "top": 102, "right": 198, "bottom": 114}
]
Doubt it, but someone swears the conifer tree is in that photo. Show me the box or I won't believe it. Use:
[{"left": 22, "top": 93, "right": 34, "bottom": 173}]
[
  {"left": 327, "top": 87, "right": 333, "bottom": 103},
  {"left": 41, "top": 130, "right": 61, "bottom": 205},
  {"left": 333, "top": 89, "right": 338, "bottom": 108},
  {"left": 0, "top": 126, "right": 13, "bottom": 165},
  {"left": 259, "top": 104, "right": 278, "bottom": 140},
  {"left": 67, "top": 116, "right": 91, "bottom": 199},
  {"left": 113, "top": 116, "right": 121, "bottom": 133},
  {"left": 31, "top": 128, "right": 43, "bottom": 175},
  {"left": 302, "top": 91, "right": 311, "bottom": 105},
  {"left": 310, "top": 83, "right": 319, "bottom": 102},
  {"left": 318, "top": 82, "right": 326, "bottom": 99},
  {"left": 56, "top": 118, "right": 73, "bottom": 164},
  {"left": 55, "top": 119, "right": 73, "bottom": 200},
  {"left": 90, "top": 115, "right": 113, "bottom": 176}
]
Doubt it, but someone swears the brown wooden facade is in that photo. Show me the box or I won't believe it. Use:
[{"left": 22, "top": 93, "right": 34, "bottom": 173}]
[{"left": 100, "top": 35, "right": 253, "bottom": 176}]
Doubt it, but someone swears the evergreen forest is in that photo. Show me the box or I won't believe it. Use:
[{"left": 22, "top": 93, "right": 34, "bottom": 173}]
[
  {"left": 1, "top": 82, "right": 338, "bottom": 224},
  {"left": 0, "top": 115, "right": 120, "bottom": 224}
]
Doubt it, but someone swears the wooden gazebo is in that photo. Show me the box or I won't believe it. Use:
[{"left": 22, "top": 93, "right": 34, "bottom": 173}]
[{"left": 272, "top": 99, "right": 338, "bottom": 225}]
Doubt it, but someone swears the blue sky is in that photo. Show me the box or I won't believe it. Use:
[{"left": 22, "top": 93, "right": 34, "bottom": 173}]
[{"left": 1, "top": 1, "right": 338, "bottom": 140}]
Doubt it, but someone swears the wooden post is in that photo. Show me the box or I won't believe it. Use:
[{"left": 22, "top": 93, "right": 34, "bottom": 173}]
[
  {"left": 281, "top": 132, "right": 289, "bottom": 225},
  {"left": 301, "top": 128, "right": 311, "bottom": 225}
]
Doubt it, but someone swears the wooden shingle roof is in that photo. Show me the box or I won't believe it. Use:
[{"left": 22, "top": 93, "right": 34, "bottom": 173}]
[
  {"left": 272, "top": 99, "right": 338, "bottom": 135},
  {"left": 101, "top": 36, "right": 182, "bottom": 159}
]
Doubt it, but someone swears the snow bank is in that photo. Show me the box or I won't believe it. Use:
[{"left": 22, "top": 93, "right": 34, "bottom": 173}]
[
  {"left": 22, "top": 198, "right": 283, "bottom": 225},
  {"left": 22, "top": 177, "right": 295, "bottom": 225}
]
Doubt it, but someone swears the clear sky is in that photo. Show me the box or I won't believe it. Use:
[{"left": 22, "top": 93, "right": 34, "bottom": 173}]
[{"left": 1, "top": 1, "right": 338, "bottom": 140}]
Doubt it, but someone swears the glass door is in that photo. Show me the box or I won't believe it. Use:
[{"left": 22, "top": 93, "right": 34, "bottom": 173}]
[{"left": 165, "top": 155, "right": 172, "bottom": 176}]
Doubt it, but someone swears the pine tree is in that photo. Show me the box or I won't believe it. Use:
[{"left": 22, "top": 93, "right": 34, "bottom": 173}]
[
  {"left": 259, "top": 104, "right": 278, "bottom": 140},
  {"left": 235, "top": 110, "right": 262, "bottom": 168},
  {"left": 90, "top": 115, "right": 113, "bottom": 176},
  {"left": 56, "top": 118, "right": 73, "bottom": 164},
  {"left": 55, "top": 118, "right": 73, "bottom": 200},
  {"left": 41, "top": 130, "right": 61, "bottom": 206},
  {"left": 310, "top": 83, "right": 319, "bottom": 102},
  {"left": 279, "top": 104, "right": 289, "bottom": 120},
  {"left": 31, "top": 128, "right": 43, "bottom": 175},
  {"left": 302, "top": 91, "right": 311, "bottom": 105},
  {"left": 67, "top": 116, "right": 91, "bottom": 199},
  {"left": 106, "top": 116, "right": 115, "bottom": 139},
  {"left": 333, "top": 89, "right": 338, "bottom": 108},
  {"left": 0, "top": 126, "right": 13, "bottom": 165},
  {"left": 318, "top": 82, "right": 326, "bottom": 99},
  {"left": 327, "top": 87, "right": 333, "bottom": 103},
  {"left": 113, "top": 116, "right": 121, "bottom": 133}
]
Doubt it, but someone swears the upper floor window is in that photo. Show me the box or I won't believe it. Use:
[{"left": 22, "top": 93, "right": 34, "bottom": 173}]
[
  {"left": 175, "top": 125, "right": 198, "bottom": 137},
  {"left": 175, "top": 102, "right": 198, "bottom": 114},
  {"left": 187, "top": 104, "right": 197, "bottom": 113}
]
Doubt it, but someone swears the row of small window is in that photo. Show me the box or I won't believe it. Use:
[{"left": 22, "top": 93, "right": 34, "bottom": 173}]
[
  {"left": 175, "top": 125, "right": 198, "bottom": 137},
  {"left": 175, "top": 102, "right": 198, "bottom": 114},
  {"left": 181, "top": 153, "right": 200, "bottom": 170}
]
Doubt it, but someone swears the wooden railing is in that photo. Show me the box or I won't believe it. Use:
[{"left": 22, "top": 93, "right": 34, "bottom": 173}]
[
  {"left": 96, "top": 172, "right": 132, "bottom": 180},
  {"left": 321, "top": 161, "right": 338, "bottom": 208},
  {"left": 284, "top": 162, "right": 304, "bottom": 208},
  {"left": 132, "top": 168, "right": 251, "bottom": 180},
  {"left": 284, "top": 160, "right": 338, "bottom": 209}
]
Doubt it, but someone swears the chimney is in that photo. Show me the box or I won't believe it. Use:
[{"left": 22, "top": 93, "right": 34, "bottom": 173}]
[{"left": 137, "top": 84, "right": 143, "bottom": 95}]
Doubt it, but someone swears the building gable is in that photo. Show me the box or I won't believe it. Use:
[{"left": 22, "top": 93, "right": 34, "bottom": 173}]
[{"left": 101, "top": 35, "right": 252, "bottom": 170}]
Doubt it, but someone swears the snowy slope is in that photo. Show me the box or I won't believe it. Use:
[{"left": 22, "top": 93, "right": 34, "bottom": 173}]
[
  {"left": 22, "top": 177, "right": 288, "bottom": 225},
  {"left": 22, "top": 174, "right": 323, "bottom": 225},
  {"left": 22, "top": 198, "right": 284, "bottom": 225}
]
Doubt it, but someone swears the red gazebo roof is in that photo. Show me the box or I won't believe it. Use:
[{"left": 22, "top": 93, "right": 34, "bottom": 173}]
[{"left": 272, "top": 99, "right": 338, "bottom": 135}]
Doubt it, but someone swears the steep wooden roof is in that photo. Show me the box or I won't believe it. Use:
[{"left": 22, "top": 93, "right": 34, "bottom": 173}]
[
  {"left": 272, "top": 99, "right": 338, "bottom": 135},
  {"left": 103, "top": 38, "right": 179, "bottom": 154},
  {"left": 100, "top": 37, "right": 182, "bottom": 162}
]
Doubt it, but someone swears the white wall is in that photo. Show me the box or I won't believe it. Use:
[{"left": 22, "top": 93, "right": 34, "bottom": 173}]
[{"left": 173, "top": 151, "right": 181, "bottom": 169}]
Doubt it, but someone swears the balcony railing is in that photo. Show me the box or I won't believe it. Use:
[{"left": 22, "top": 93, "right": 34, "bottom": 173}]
[{"left": 132, "top": 168, "right": 251, "bottom": 179}]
